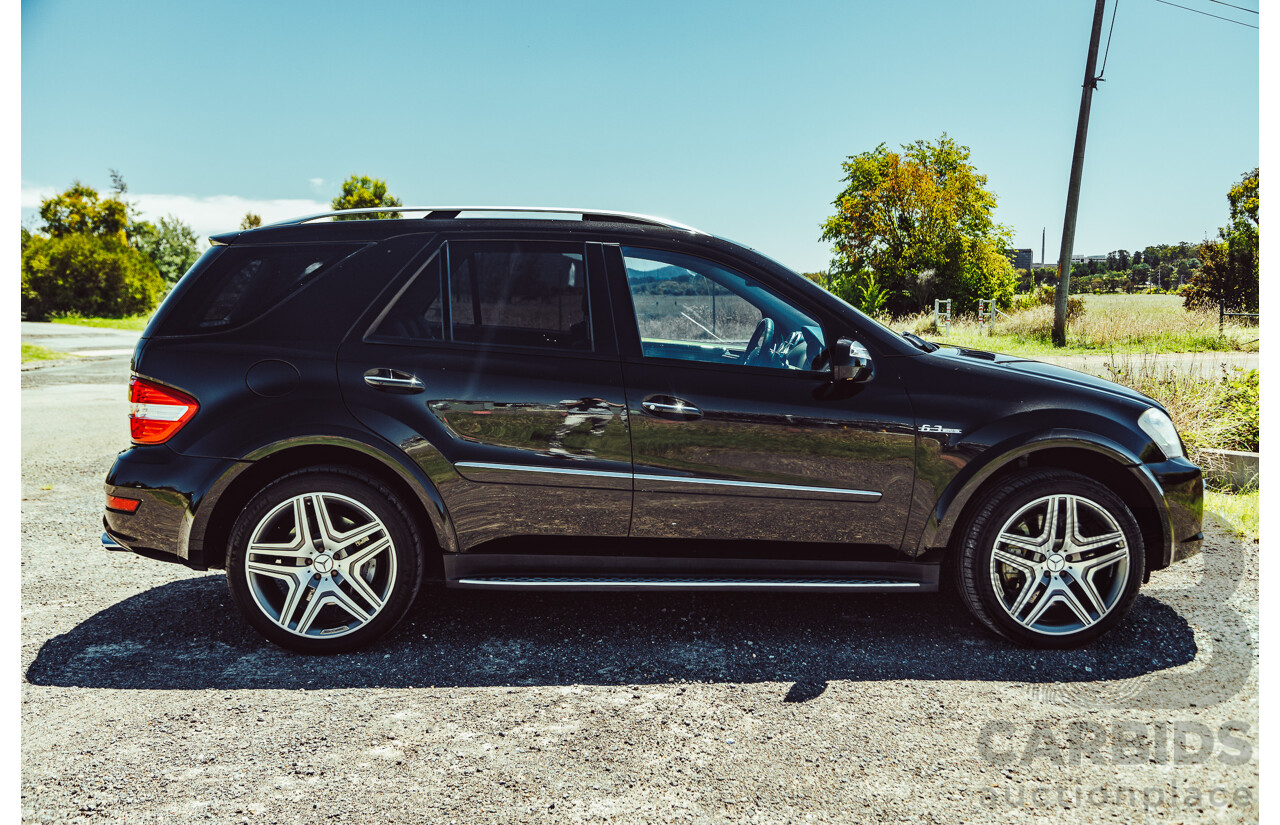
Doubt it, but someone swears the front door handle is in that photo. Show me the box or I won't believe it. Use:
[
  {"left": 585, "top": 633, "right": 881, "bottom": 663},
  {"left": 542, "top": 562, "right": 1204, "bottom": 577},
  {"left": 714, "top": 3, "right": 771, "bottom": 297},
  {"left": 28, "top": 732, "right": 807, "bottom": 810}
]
[
  {"left": 641, "top": 395, "right": 702, "bottom": 421},
  {"left": 363, "top": 368, "right": 425, "bottom": 394}
]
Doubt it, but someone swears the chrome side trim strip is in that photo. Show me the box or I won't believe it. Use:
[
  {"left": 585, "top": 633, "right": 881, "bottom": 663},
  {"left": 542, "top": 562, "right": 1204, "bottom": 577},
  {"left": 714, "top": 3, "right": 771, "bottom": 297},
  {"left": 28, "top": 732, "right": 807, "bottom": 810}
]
[
  {"left": 454, "top": 461, "right": 881, "bottom": 500},
  {"left": 455, "top": 461, "right": 632, "bottom": 481},
  {"left": 636, "top": 474, "right": 881, "bottom": 501}
]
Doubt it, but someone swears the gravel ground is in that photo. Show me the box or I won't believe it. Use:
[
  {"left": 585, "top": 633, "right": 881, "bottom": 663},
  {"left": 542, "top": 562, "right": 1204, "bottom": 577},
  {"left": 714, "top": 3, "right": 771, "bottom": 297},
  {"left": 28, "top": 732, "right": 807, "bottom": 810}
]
[{"left": 21, "top": 355, "right": 1258, "bottom": 824}]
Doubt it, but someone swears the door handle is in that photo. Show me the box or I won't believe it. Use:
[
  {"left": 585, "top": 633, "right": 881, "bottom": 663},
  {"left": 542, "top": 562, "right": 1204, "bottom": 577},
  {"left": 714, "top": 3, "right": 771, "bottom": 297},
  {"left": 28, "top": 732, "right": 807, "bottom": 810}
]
[
  {"left": 363, "top": 368, "right": 425, "bottom": 394},
  {"left": 641, "top": 395, "right": 702, "bottom": 421}
]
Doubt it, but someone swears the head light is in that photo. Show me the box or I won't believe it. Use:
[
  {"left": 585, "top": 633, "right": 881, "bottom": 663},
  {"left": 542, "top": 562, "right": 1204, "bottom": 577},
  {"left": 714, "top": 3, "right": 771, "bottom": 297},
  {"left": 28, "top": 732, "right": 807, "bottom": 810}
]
[{"left": 1138, "top": 408, "right": 1183, "bottom": 460}]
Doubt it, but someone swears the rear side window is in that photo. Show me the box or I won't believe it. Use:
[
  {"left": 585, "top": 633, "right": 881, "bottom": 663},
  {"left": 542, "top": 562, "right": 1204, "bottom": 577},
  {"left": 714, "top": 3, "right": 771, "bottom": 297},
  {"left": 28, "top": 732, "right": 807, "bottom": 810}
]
[
  {"left": 372, "top": 240, "right": 590, "bottom": 351},
  {"left": 159, "top": 243, "right": 363, "bottom": 334}
]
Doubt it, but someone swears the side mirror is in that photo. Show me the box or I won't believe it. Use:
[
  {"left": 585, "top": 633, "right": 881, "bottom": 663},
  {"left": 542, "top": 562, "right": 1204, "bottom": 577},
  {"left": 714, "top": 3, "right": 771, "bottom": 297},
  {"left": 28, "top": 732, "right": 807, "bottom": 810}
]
[{"left": 832, "top": 338, "right": 874, "bottom": 383}]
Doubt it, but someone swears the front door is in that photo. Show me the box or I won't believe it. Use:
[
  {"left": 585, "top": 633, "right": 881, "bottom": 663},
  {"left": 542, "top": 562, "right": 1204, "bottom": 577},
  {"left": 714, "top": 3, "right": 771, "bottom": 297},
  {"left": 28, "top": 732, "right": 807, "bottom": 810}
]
[{"left": 606, "top": 244, "right": 915, "bottom": 552}]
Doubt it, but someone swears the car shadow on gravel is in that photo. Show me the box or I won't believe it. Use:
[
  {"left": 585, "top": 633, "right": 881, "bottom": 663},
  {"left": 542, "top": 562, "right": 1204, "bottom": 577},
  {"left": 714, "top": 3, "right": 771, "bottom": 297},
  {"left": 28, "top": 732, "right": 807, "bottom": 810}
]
[{"left": 26, "top": 575, "right": 1197, "bottom": 692}]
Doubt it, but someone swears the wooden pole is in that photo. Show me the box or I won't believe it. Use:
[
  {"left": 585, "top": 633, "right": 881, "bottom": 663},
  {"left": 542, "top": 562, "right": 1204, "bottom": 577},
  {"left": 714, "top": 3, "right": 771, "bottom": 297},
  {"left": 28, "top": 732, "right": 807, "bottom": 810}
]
[{"left": 1052, "top": 0, "right": 1107, "bottom": 347}]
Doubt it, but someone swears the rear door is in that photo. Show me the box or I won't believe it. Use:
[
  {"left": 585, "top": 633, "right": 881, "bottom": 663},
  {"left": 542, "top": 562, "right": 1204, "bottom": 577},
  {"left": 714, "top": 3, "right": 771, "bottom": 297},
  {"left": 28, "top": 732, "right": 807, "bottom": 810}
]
[{"left": 338, "top": 236, "right": 632, "bottom": 551}]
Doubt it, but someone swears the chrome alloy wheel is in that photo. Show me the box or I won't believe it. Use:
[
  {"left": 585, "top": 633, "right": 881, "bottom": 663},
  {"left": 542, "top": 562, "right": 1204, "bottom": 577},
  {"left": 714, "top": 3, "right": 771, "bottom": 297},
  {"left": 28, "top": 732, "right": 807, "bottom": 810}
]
[
  {"left": 988, "top": 494, "right": 1130, "bottom": 636},
  {"left": 244, "top": 492, "right": 397, "bottom": 639}
]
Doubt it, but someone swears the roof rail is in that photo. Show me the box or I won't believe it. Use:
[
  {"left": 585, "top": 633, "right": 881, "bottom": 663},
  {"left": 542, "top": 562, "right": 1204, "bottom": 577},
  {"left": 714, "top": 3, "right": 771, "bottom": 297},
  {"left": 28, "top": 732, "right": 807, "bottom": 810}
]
[{"left": 265, "top": 206, "right": 703, "bottom": 233}]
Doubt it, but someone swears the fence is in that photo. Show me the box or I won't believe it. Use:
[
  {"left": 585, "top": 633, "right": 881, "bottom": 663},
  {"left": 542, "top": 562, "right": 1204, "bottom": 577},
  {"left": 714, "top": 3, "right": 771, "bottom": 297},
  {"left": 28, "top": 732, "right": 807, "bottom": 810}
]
[
  {"left": 1219, "top": 298, "right": 1260, "bottom": 337},
  {"left": 934, "top": 298, "right": 1010, "bottom": 335}
]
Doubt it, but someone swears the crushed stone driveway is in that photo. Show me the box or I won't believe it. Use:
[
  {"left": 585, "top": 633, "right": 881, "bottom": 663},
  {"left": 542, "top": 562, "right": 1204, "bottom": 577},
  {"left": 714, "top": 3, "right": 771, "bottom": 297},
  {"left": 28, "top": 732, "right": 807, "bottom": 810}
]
[{"left": 22, "top": 354, "right": 1258, "bottom": 824}]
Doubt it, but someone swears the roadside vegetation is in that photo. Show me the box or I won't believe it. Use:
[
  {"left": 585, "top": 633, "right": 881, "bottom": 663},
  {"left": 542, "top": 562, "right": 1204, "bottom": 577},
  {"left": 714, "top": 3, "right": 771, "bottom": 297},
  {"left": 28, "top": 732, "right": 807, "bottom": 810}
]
[
  {"left": 21, "top": 343, "right": 72, "bottom": 363},
  {"left": 1205, "top": 489, "right": 1259, "bottom": 538},
  {"left": 49, "top": 313, "right": 152, "bottom": 331}
]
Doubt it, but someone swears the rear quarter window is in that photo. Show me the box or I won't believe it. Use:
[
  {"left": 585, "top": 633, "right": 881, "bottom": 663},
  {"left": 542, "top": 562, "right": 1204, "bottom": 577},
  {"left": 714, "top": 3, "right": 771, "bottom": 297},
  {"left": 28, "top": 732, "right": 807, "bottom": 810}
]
[{"left": 153, "top": 243, "right": 364, "bottom": 335}]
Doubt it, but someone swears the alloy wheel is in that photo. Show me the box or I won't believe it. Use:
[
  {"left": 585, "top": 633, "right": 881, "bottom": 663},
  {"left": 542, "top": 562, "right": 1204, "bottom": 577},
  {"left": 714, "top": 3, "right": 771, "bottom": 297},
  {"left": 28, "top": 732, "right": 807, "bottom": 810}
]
[
  {"left": 988, "top": 493, "right": 1130, "bottom": 636},
  {"left": 244, "top": 492, "right": 398, "bottom": 639}
]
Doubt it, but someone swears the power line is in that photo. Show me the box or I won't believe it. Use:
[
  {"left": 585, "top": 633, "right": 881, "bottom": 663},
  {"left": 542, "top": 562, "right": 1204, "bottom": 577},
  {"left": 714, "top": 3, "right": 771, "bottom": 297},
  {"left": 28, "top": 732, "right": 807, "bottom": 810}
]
[
  {"left": 1203, "top": 0, "right": 1257, "bottom": 14},
  {"left": 1098, "top": 0, "right": 1120, "bottom": 80},
  {"left": 1153, "top": 0, "right": 1259, "bottom": 28}
]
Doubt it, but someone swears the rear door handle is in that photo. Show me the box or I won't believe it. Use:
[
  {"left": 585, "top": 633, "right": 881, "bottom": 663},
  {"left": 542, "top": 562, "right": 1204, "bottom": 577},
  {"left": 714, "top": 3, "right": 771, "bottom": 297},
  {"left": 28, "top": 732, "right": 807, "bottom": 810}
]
[
  {"left": 363, "top": 368, "right": 425, "bottom": 394},
  {"left": 641, "top": 395, "right": 702, "bottom": 421}
]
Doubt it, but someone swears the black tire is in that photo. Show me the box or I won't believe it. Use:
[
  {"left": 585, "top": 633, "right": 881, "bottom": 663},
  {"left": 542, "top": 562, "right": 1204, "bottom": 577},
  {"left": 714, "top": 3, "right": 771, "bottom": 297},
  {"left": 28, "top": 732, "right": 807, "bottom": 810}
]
[
  {"left": 226, "top": 466, "right": 423, "bottom": 653},
  {"left": 955, "top": 468, "right": 1144, "bottom": 649}
]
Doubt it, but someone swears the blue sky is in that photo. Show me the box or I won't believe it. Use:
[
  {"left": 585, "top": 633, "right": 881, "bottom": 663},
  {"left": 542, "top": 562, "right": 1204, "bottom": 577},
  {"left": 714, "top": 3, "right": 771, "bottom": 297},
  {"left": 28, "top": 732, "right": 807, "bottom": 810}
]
[{"left": 20, "top": 0, "right": 1260, "bottom": 272}]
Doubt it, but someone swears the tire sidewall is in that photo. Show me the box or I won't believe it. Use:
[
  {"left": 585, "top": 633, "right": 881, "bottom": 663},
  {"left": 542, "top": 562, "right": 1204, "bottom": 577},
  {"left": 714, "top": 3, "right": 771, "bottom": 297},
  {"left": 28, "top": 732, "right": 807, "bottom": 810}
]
[
  {"left": 962, "top": 471, "right": 1145, "bottom": 649},
  {"left": 226, "top": 469, "right": 421, "bottom": 654}
]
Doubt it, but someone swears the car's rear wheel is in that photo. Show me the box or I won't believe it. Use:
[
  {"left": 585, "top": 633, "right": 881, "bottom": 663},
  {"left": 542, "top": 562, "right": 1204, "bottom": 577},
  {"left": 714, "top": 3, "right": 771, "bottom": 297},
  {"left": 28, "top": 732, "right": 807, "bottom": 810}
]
[
  {"left": 226, "top": 467, "right": 422, "bottom": 653},
  {"left": 955, "top": 469, "right": 1144, "bottom": 648}
]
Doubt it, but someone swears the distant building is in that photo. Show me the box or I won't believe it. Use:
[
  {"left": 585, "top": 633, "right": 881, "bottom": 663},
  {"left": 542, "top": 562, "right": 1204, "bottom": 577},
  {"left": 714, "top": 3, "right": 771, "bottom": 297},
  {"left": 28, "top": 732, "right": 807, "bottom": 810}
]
[{"left": 1004, "top": 248, "right": 1033, "bottom": 270}]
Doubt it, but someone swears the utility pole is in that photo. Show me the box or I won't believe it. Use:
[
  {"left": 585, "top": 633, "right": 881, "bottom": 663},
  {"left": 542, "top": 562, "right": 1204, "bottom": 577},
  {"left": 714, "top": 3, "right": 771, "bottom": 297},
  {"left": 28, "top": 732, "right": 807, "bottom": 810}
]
[
  {"left": 1052, "top": 0, "right": 1107, "bottom": 347},
  {"left": 1041, "top": 227, "right": 1046, "bottom": 271}
]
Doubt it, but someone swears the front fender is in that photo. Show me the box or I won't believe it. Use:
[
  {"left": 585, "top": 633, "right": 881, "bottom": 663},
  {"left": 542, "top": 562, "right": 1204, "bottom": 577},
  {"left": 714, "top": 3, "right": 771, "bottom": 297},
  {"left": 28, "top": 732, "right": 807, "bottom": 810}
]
[{"left": 911, "top": 428, "right": 1168, "bottom": 558}]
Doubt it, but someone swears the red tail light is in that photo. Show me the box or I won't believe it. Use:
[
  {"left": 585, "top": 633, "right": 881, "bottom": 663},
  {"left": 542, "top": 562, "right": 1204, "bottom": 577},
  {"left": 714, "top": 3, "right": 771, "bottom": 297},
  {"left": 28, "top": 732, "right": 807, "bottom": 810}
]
[
  {"left": 129, "top": 376, "right": 199, "bottom": 444},
  {"left": 106, "top": 494, "right": 141, "bottom": 513}
]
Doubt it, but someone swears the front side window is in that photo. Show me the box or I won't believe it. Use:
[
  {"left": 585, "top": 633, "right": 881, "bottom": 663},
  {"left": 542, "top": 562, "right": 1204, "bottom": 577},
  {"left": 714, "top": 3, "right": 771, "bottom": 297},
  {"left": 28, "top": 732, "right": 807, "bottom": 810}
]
[{"left": 621, "top": 247, "right": 826, "bottom": 371}]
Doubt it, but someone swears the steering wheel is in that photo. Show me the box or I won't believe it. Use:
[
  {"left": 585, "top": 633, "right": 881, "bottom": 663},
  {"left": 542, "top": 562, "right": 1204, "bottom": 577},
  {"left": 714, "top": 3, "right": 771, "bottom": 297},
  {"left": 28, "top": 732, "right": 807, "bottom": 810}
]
[{"left": 743, "top": 317, "right": 776, "bottom": 367}]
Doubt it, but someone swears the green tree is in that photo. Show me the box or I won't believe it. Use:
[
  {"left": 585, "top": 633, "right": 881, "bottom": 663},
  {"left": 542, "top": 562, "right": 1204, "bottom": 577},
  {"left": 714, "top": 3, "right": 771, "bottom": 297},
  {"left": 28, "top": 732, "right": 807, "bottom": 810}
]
[
  {"left": 819, "top": 134, "right": 1015, "bottom": 314},
  {"left": 331, "top": 175, "right": 402, "bottom": 220},
  {"left": 1184, "top": 168, "right": 1259, "bottom": 312},
  {"left": 38, "top": 182, "right": 130, "bottom": 241},
  {"left": 133, "top": 215, "right": 201, "bottom": 285},
  {"left": 240, "top": 212, "right": 263, "bottom": 230}
]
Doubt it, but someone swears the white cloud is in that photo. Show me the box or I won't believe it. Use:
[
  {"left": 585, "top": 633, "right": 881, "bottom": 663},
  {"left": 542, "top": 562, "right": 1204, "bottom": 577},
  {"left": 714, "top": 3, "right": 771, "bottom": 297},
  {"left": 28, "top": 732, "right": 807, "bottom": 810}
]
[
  {"left": 308, "top": 177, "right": 326, "bottom": 191},
  {"left": 20, "top": 186, "right": 331, "bottom": 242}
]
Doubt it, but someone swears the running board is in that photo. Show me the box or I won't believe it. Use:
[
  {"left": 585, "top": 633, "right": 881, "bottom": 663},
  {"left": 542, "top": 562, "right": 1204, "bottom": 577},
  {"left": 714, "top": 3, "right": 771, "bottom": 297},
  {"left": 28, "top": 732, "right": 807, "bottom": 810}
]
[{"left": 451, "top": 576, "right": 929, "bottom": 593}]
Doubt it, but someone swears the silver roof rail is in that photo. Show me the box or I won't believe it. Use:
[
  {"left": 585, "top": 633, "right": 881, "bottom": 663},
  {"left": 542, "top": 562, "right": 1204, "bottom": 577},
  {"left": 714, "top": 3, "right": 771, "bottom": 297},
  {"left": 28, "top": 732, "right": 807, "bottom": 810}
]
[{"left": 265, "top": 206, "right": 703, "bottom": 233}]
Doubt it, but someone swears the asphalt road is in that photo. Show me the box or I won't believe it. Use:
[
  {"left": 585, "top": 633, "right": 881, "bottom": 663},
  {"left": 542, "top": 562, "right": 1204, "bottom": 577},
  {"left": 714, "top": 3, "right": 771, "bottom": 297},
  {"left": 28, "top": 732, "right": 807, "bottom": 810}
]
[{"left": 21, "top": 348, "right": 1259, "bottom": 824}]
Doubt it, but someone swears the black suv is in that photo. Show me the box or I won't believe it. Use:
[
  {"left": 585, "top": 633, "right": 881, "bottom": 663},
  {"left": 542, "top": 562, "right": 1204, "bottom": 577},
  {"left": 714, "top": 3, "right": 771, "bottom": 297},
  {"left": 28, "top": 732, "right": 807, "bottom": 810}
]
[{"left": 103, "top": 207, "right": 1203, "bottom": 653}]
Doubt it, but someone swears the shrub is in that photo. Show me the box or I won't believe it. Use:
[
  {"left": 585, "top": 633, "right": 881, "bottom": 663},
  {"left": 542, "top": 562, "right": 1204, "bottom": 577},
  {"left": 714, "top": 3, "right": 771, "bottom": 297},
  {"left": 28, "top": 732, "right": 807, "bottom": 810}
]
[
  {"left": 1009, "top": 285, "right": 1084, "bottom": 320},
  {"left": 21, "top": 233, "right": 167, "bottom": 319}
]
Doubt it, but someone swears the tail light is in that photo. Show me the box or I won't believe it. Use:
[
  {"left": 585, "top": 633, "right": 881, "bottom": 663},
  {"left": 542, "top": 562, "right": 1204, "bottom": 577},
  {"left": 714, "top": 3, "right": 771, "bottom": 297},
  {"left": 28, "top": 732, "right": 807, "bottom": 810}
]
[{"left": 129, "top": 376, "right": 199, "bottom": 444}]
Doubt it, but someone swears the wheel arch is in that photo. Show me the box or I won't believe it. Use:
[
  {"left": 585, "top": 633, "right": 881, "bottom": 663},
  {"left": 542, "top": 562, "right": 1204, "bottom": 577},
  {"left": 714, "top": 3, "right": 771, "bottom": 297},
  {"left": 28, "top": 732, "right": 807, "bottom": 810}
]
[
  {"left": 925, "top": 435, "right": 1171, "bottom": 582},
  {"left": 194, "top": 438, "right": 455, "bottom": 577}
]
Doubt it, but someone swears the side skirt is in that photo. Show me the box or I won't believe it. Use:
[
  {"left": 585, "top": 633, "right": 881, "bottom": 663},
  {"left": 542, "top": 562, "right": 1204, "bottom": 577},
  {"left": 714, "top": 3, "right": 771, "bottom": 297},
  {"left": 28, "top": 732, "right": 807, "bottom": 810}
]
[{"left": 443, "top": 554, "right": 939, "bottom": 593}]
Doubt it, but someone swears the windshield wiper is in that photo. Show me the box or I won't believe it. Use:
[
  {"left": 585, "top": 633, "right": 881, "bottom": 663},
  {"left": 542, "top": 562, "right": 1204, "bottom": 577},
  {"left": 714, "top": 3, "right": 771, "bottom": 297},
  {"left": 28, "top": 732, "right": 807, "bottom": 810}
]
[{"left": 900, "top": 331, "right": 939, "bottom": 352}]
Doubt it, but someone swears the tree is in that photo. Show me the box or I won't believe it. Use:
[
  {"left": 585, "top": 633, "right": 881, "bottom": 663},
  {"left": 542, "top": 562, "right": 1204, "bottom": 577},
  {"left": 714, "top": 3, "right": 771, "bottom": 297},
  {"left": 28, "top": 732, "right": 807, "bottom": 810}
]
[
  {"left": 133, "top": 215, "right": 201, "bottom": 285},
  {"left": 240, "top": 212, "right": 262, "bottom": 230},
  {"left": 1184, "top": 168, "right": 1259, "bottom": 312},
  {"left": 1116, "top": 249, "right": 1130, "bottom": 272},
  {"left": 331, "top": 175, "right": 402, "bottom": 219},
  {"left": 819, "top": 134, "right": 1015, "bottom": 314},
  {"left": 38, "top": 182, "right": 130, "bottom": 241}
]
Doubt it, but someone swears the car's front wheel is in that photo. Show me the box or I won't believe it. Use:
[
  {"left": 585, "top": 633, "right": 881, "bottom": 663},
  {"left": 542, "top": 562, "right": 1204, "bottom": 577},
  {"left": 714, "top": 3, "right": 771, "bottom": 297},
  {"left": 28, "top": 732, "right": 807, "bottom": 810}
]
[
  {"left": 955, "top": 469, "right": 1144, "bottom": 648},
  {"left": 226, "top": 467, "right": 422, "bottom": 653}
]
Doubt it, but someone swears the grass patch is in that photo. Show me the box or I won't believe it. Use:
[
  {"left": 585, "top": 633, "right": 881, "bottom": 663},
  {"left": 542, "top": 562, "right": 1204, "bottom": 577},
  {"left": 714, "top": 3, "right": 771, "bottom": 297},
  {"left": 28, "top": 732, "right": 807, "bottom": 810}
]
[
  {"left": 21, "top": 343, "right": 73, "bottom": 362},
  {"left": 891, "top": 294, "right": 1258, "bottom": 357},
  {"left": 49, "top": 313, "right": 151, "bottom": 331},
  {"left": 1205, "top": 489, "right": 1259, "bottom": 538}
]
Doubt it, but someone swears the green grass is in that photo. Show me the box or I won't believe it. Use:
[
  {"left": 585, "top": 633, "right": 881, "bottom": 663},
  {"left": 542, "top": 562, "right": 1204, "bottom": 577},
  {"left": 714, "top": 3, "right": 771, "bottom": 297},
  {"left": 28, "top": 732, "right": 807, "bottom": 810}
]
[
  {"left": 894, "top": 293, "right": 1258, "bottom": 357},
  {"left": 1205, "top": 489, "right": 1259, "bottom": 538},
  {"left": 21, "top": 343, "right": 73, "bottom": 362},
  {"left": 49, "top": 313, "right": 152, "bottom": 331}
]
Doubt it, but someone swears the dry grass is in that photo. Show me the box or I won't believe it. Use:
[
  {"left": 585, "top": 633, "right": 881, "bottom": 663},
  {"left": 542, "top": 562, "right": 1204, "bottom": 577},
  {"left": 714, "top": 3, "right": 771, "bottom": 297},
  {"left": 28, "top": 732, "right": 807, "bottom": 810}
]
[
  {"left": 890, "top": 294, "right": 1257, "bottom": 356},
  {"left": 1101, "top": 359, "right": 1258, "bottom": 483}
]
